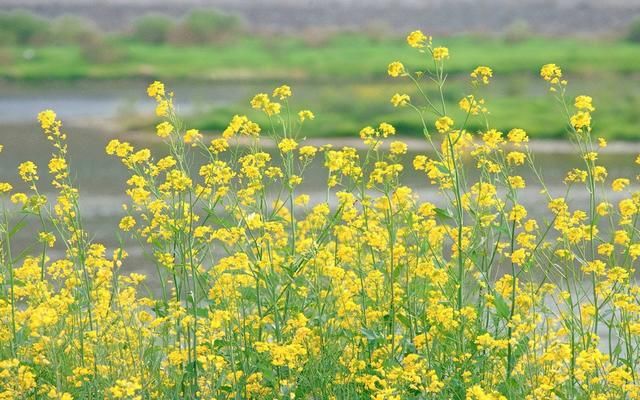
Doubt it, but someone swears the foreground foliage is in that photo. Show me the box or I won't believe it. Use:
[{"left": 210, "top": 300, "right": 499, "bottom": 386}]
[{"left": 2, "top": 31, "right": 640, "bottom": 399}]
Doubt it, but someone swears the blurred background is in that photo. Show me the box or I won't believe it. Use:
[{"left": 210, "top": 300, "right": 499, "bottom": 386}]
[
  {"left": 1, "top": 0, "right": 640, "bottom": 276},
  {"left": 2, "top": 0, "right": 640, "bottom": 140}
]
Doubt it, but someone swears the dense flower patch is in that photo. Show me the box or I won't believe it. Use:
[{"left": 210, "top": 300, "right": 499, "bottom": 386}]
[{"left": 1, "top": 31, "right": 640, "bottom": 399}]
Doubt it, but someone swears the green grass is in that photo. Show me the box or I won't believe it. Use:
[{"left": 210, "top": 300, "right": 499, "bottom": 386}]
[
  {"left": 4, "top": 33, "right": 640, "bottom": 139},
  {"left": 2, "top": 34, "right": 640, "bottom": 81},
  {"left": 180, "top": 75, "right": 640, "bottom": 140}
]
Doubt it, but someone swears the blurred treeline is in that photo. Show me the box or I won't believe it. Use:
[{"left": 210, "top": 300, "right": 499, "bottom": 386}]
[
  {"left": 0, "top": 8, "right": 246, "bottom": 44},
  {"left": 4, "top": 7, "right": 640, "bottom": 49},
  {"left": 0, "top": 9, "right": 244, "bottom": 63}
]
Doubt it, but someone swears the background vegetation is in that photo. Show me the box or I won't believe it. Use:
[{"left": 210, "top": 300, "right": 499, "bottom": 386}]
[{"left": 1, "top": 9, "right": 640, "bottom": 140}]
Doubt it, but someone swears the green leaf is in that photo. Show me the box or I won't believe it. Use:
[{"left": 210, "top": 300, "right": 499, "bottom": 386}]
[
  {"left": 494, "top": 293, "right": 511, "bottom": 320},
  {"left": 434, "top": 207, "right": 453, "bottom": 220},
  {"left": 396, "top": 313, "right": 412, "bottom": 330}
]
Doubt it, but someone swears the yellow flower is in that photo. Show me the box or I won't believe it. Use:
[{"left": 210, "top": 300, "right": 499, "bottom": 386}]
[
  {"left": 406, "top": 30, "right": 429, "bottom": 48},
  {"left": 470, "top": 66, "right": 492, "bottom": 84},
  {"left": 507, "top": 128, "right": 528, "bottom": 146},
  {"left": 156, "top": 121, "right": 174, "bottom": 138},
  {"left": 387, "top": 61, "right": 405, "bottom": 77},
  {"left": 570, "top": 111, "right": 591, "bottom": 130},
  {"left": 251, "top": 93, "right": 270, "bottom": 109},
  {"left": 155, "top": 99, "right": 170, "bottom": 117},
  {"left": 48, "top": 157, "right": 67, "bottom": 174},
  {"left": 119, "top": 216, "right": 136, "bottom": 231},
  {"left": 596, "top": 202, "right": 611, "bottom": 216},
  {"left": 0, "top": 182, "right": 12, "bottom": 193},
  {"left": 11, "top": 192, "right": 28, "bottom": 204},
  {"left": 612, "top": 178, "right": 630, "bottom": 192},
  {"left": 432, "top": 46, "right": 449, "bottom": 61},
  {"left": 18, "top": 161, "right": 38, "bottom": 182},
  {"left": 389, "top": 141, "right": 408, "bottom": 155},
  {"left": 298, "top": 110, "right": 314, "bottom": 122},
  {"left": 38, "top": 231, "right": 56, "bottom": 247},
  {"left": 511, "top": 248, "right": 528, "bottom": 265},
  {"left": 273, "top": 85, "right": 292, "bottom": 100},
  {"left": 435, "top": 116, "right": 454, "bottom": 133},
  {"left": 509, "top": 204, "right": 527, "bottom": 222},
  {"left": 183, "top": 129, "right": 202, "bottom": 145},
  {"left": 264, "top": 102, "right": 281, "bottom": 116},
  {"left": 379, "top": 122, "right": 396, "bottom": 137},
  {"left": 299, "top": 145, "right": 317, "bottom": 159},
  {"left": 390, "top": 93, "right": 410, "bottom": 107},
  {"left": 147, "top": 80, "right": 165, "bottom": 98},
  {"left": 575, "top": 95, "right": 595, "bottom": 111},
  {"left": 289, "top": 175, "right": 302, "bottom": 186},
  {"left": 508, "top": 175, "right": 526, "bottom": 189},
  {"left": 506, "top": 151, "right": 526, "bottom": 166},
  {"left": 37, "top": 109, "right": 57, "bottom": 130},
  {"left": 459, "top": 95, "right": 485, "bottom": 115},
  {"left": 278, "top": 138, "right": 298, "bottom": 153},
  {"left": 209, "top": 138, "right": 229, "bottom": 154},
  {"left": 294, "top": 194, "right": 310, "bottom": 206},
  {"left": 540, "top": 63, "right": 562, "bottom": 82}
]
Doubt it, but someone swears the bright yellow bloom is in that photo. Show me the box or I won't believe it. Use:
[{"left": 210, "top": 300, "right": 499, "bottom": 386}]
[
  {"left": 273, "top": 84, "right": 292, "bottom": 99},
  {"left": 156, "top": 121, "right": 174, "bottom": 138},
  {"left": 298, "top": 110, "right": 315, "bottom": 121},
  {"left": 575, "top": 95, "right": 595, "bottom": 111},
  {"left": 48, "top": 157, "right": 67, "bottom": 174},
  {"left": 389, "top": 141, "right": 408, "bottom": 155},
  {"left": 387, "top": 61, "right": 405, "bottom": 77},
  {"left": 18, "top": 161, "right": 38, "bottom": 182},
  {"left": 435, "top": 116, "right": 454, "bottom": 133},
  {"left": 459, "top": 95, "right": 485, "bottom": 115},
  {"left": 390, "top": 93, "right": 410, "bottom": 107},
  {"left": 570, "top": 111, "right": 591, "bottom": 130},
  {"left": 183, "top": 128, "right": 202, "bottom": 145},
  {"left": 406, "top": 30, "right": 429, "bottom": 48},
  {"left": 470, "top": 66, "right": 492, "bottom": 84},
  {"left": 0, "top": 182, "right": 12, "bottom": 193},
  {"left": 155, "top": 99, "right": 170, "bottom": 116},
  {"left": 278, "top": 138, "right": 298, "bottom": 153},
  {"left": 432, "top": 47, "right": 449, "bottom": 61},
  {"left": 299, "top": 145, "right": 317, "bottom": 159},
  {"left": 37, "top": 109, "right": 57, "bottom": 130},
  {"left": 540, "top": 63, "right": 562, "bottom": 83},
  {"left": 612, "top": 178, "right": 630, "bottom": 192},
  {"left": 294, "top": 194, "right": 310, "bottom": 206},
  {"left": 119, "top": 216, "right": 136, "bottom": 231},
  {"left": 147, "top": 80, "right": 165, "bottom": 98},
  {"left": 511, "top": 248, "right": 528, "bottom": 265}
]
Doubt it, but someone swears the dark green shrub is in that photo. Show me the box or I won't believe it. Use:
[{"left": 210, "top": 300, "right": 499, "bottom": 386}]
[
  {"left": 51, "top": 15, "right": 100, "bottom": 45},
  {"left": 627, "top": 17, "right": 640, "bottom": 42},
  {"left": 169, "top": 9, "right": 242, "bottom": 45},
  {"left": 0, "top": 10, "right": 50, "bottom": 45},
  {"left": 132, "top": 14, "right": 173, "bottom": 44}
]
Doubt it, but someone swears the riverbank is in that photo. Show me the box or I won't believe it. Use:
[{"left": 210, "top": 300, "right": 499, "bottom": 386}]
[{"left": 2, "top": 35, "right": 640, "bottom": 81}]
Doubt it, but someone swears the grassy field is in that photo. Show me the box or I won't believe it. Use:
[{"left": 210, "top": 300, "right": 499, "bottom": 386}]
[
  {"left": 3, "top": 34, "right": 640, "bottom": 139},
  {"left": 182, "top": 76, "right": 640, "bottom": 140},
  {"left": 2, "top": 34, "right": 640, "bottom": 81}
]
